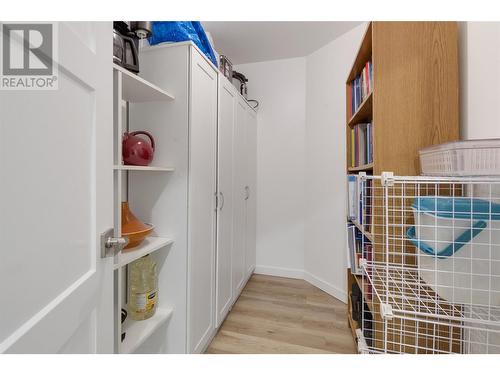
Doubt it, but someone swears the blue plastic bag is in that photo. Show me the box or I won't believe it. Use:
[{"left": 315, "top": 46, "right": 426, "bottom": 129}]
[{"left": 148, "top": 21, "right": 217, "bottom": 67}]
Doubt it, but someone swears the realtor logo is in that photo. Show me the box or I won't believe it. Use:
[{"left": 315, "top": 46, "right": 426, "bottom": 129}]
[{"left": 1, "top": 22, "right": 58, "bottom": 90}]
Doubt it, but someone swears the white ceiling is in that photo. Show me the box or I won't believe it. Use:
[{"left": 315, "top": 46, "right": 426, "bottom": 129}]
[{"left": 202, "top": 21, "right": 363, "bottom": 65}]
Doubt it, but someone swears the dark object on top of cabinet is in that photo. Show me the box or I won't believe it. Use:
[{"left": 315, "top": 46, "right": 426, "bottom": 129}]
[
  {"left": 219, "top": 55, "right": 233, "bottom": 82},
  {"left": 232, "top": 71, "right": 248, "bottom": 99},
  {"left": 130, "top": 21, "right": 152, "bottom": 39},
  {"left": 113, "top": 21, "right": 140, "bottom": 73}
]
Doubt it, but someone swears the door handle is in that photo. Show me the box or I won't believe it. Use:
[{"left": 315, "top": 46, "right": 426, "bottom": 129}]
[
  {"left": 100, "top": 228, "right": 128, "bottom": 258},
  {"left": 219, "top": 192, "right": 225, "bottom": 210},
  {"left": 244, "top": 186, "right": 250, "bottom": 200}
]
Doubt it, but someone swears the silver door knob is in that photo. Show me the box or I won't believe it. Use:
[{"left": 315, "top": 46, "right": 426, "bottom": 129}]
[
  {"left": 101, "top": 228, "right": 129, "bottom": 258},
  {"left": 105, "top": 236, "right": 128, "bottom": 249}
]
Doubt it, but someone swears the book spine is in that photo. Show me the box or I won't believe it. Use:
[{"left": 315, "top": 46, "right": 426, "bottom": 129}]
[
  {"left": 365, "top": 62, "right": 370, "bottom": 94},
  {"left": 351, "top": 127, "right": 355, "bottom": 167},
  {"left": 357, "top": 77, "right": 361, "bottom": 108},
  {"left": 354, "top": 125, "right": 359, "bottom": 166},
  {"left": 369, "top": 61, "right": 373, "bottom": 92},
  {"left": 347, "top": 83, "right": 352, "bottom": 119}
]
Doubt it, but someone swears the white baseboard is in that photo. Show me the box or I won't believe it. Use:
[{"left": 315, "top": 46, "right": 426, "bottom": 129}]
[
  {"left": 254, "top": 265, "right": 304, "bottom": 280},
  {"left": 303, "top": 272, "right": 347, "bottom": 304}
]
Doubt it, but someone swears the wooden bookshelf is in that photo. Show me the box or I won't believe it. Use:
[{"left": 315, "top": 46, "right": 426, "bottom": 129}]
[{"left": 345, "top": 22, "right": 460, "bottom": 352}]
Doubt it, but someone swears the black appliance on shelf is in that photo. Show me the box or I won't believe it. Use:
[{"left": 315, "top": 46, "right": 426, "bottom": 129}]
[
  {"left": 113, "top": 21, "right": 152, "bottom": 74},
  {"left": 232, "top": 70, "right": 248, "bottom": 99}
]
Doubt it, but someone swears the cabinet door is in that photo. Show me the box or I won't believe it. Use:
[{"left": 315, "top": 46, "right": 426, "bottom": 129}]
[
  {"left": 232, "top": 98, "right": 248, "bottom": 299},
  {"left": 216, "top": 77, "right": 236, "bottom": 327},
  {"left": 245, "top": 108, "right": 257, "bottom": 276},
  {"left": 0, "top": 22, "right": 113, "bottom": 353},
  {"left": 187, "top": 49, "right": 218, "bottom": 353}
]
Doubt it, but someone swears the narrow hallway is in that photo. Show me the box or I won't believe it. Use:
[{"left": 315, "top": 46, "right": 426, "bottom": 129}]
[{"left": 206, "top": 275, "right": 357, "bottom": 354}]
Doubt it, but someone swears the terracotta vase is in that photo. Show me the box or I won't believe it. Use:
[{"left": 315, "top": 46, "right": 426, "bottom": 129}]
[{"left": 121, "top": 202, "right": 154, "bottom": 250}]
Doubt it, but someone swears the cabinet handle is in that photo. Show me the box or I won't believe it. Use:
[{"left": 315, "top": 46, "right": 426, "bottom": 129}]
[
  {"left": 245, "top": 186, "right": 250, "bottom": 200},
  {"left": 219, "top": 192, "right": 225, "bottom": 210}
]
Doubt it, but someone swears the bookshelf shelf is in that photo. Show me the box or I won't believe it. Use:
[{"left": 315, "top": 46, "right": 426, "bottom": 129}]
[
  {"left": 347, "top": 307, "right": 359, "bottom": 342},
  {"left": 348, "top": 163, "right": 373, "bottom": 172},
  {"left": 344, "top": 22, "right": 459, "bottom": 352},
  {"left": 348, "top": 91, "right": 372, "bottom": 127},
  {"left": 351, "top": 220, "right": 374, "bottom": 243}
]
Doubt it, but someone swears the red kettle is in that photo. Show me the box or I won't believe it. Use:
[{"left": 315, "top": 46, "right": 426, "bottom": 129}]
[{"left": 122, "top": 131, "right": 155, "bottom": 166}]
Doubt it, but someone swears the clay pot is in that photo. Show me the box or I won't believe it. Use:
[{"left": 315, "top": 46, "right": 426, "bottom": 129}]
[
  {"left": 122, "top": 131, "right": 155, "bottom": 166},
  {"left": 121, "top": 202, "right": 154, "bottom": 250}
]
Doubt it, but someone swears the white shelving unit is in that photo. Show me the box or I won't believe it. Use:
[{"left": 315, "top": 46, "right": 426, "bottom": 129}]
[
  {"left": 114, "top": 237, "right": 173, "bottom": 270},
  {"left": 120, "top": 308, "right": 174, "bottom": 354},
  {"left": 114, "top": 63, "right": 174, "bottom": 103},
  {"left": 113, "top": 63, "right": 177, "bottom": 354},
  {"left": 113, "top": 165, "right": 175, "bottom": 172}
]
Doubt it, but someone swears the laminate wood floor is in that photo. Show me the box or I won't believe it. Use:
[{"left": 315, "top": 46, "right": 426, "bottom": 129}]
[{"left": 206, "top": 274, "right": 357, "bottom": 354}]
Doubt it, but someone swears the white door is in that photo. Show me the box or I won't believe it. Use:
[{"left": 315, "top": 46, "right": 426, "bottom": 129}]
[
  {"left": 187, "top": 48, "right": 217, "bottom": 353},
  {"left": 215, "top": 77, "right": 235, "bottom": 327},
  {"left": 0, "top": 22, "right": 113, "bottom": 353},
  {"left": 232, "top": 98, "right": 248, "bottom": 299},
  {"left": 245, "top": 108, "right": 257, "bottom": 276}
]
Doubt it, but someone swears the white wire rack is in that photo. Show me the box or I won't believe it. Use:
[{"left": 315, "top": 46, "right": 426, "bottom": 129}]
[{"left": 354, "top": 173, "right": 500, "bottom": 354}]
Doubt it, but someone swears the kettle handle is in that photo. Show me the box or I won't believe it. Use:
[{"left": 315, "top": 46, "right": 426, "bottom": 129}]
[{"left": 129, "top": 131, "right": 155, "bottom": 151}]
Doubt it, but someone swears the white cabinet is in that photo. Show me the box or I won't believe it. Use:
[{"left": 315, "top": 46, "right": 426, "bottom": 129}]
[
  {"left": 128, "top": 42, "right": 217, "bottom": 354},
  {"left": 216, "top": 81, "right": 258, "bottom": 311},
  {"left": 216, "top": 77, "right": 236, "bottom": 327},
  {"left": 232, "top": 98, "right": 250, "bottom": 299},
  {"left": 114, "top": 63, "right": 176, "bottom": 355},
  {"left": 187, "top": 48, "right": 218, "bottom": 353},
  {"left": 245, "top": 108, "right": 257, "bottom": 277}
]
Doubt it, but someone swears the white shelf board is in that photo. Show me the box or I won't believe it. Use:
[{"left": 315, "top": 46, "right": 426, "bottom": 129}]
[
  {"left": 113, "top": 165, "right": 175, "bottom": 172},
  {"left": 114, "top": 237, "right": 173, "bottom": 270},
  {"left": 114, "top": 63, "right": 174, "bottom": 103},
  {"left": 120, "top": 308, "right": 173, "bottom": 354}
]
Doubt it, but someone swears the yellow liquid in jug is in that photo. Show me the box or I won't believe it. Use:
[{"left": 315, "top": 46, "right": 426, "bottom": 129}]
[{"left": 128, "top": 255, "right": 158, "bottom": 321}]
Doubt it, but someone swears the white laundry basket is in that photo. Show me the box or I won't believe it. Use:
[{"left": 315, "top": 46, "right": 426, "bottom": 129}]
[
  {"left": 407, "top": 196, "right": 500, "bottom": 307},
  {"left": 419, "top": 139, "right": 500, "bottom": 176}
]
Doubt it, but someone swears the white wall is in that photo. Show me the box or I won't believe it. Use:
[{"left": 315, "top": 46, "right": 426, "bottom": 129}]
[
  {"left": 234, "top": 25, "right": 367, "bottom": 300},
  {"left": 303, "top": 24, "right": 367, "bottom": 302},
  {"left": 234, "top": 57, "right": 307, "bottom": 278},
  {"left": 459, "top": 22, "right": 500, "bottom": 140}
]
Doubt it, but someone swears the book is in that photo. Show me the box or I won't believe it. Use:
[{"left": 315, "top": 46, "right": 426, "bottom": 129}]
[
  {"left": 347, "top": 175, "right": 358, "bottom": 220},
  {"left": 347, "top": 224, "right": 356, "bottom": 272},
  {"left": 347, "top": 83, "right": 352, "bottom": 119},
  {"left": 349, "top": 122, "right": 373, "bottom": 168},
  {"left": 349, "top": 60, "right": 373, "bottom": 115}
]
